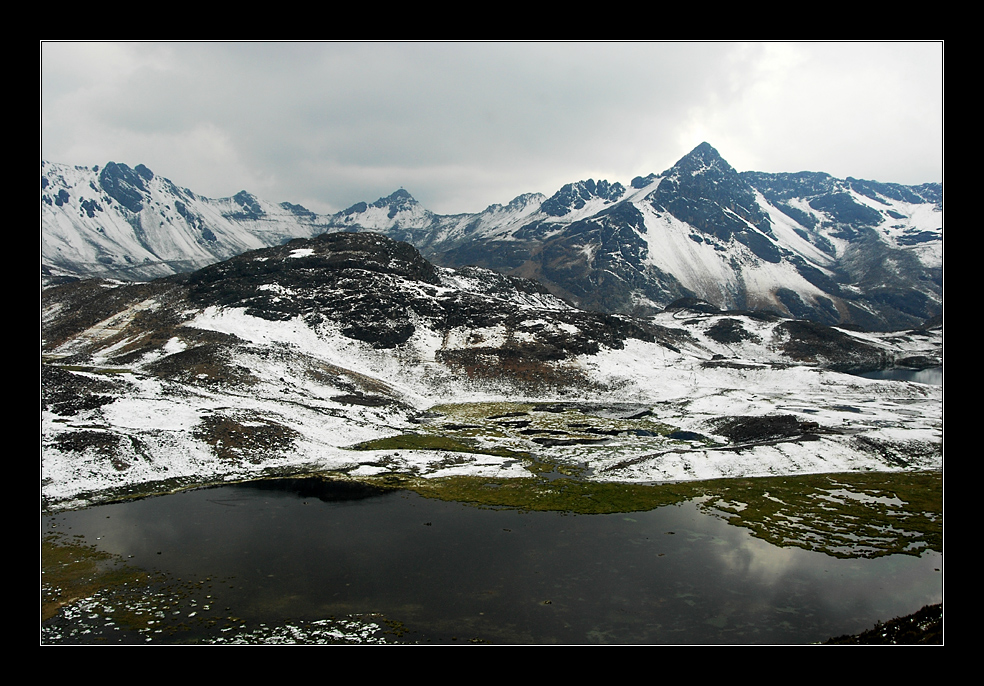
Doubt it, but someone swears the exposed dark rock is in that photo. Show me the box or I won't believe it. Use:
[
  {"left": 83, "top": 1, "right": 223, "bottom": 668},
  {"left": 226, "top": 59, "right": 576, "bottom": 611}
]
[
  {"left": 825, "top": 603, "right": 942, "bottom": 645},
  {"left": 42, "top": 364, "right": 122, "bottom": 416},
  {"left": 668, "top": 430, "right": 706, "bottom": 441},
  {"left": 664, "top": 298, "right": 722, "bottom": 314},
  {"left": 187, "top": 231, "right": 673, "bottom": 356},
  {"left": 808, "top": 192, "right": 884, "bottom": 227},
  {"left": 706, "top": 318, "right": 760, "bottom": 344},
  {"left": 79, "top": 198, "right": 102, "bottom": 218},
  {"left": 99, "top": 162, "right": 148, "bottom": 213},
  {"left": 775, "top": 319, "right": 887, "bottom": 372},
  {"left": 540, "top": 179, "right": 625, "bottom": 216},
  {"left": 280, "top": 201, "right": 315, "bottom": 217},
  {"left": 653, "top": 143, "right": 775, "bottom": 257},
  {"left": 714, "top": 415, "right": 818, "bottom": 443}
]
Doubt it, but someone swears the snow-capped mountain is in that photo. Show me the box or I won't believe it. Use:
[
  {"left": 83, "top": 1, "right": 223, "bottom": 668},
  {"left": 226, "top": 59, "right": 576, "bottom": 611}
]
[
  {"left": 328, "top": 143, "right": 942, "bottom": 330},
  {"left": 42, "top": 161, "right": 328, "bottom": 282},
  {"left": 43, "top": 143, "right": 942, "bottom": 331}
]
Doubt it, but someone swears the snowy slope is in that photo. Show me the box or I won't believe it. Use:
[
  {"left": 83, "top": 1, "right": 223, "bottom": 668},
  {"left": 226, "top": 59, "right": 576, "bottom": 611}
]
[
  {"left": 42, "top": 161, "right": 327, "bottom": 281},
  {"left": 42, "top": 232, "right": 941, "bottom": 510}
]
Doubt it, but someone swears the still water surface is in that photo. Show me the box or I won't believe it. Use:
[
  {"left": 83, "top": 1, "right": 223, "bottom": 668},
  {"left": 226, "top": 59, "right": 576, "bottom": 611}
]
[
  {"left": 44, "top": 479, "right": 941, "bottom": 644},
  {"left": 857, "top": 367, "right": 942, "bottom": 385}
]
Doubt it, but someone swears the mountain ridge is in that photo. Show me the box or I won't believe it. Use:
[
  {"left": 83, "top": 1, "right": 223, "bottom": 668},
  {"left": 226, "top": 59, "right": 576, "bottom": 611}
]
[{"left": 43, "top": 143, "right": 942, "bottom": 330}]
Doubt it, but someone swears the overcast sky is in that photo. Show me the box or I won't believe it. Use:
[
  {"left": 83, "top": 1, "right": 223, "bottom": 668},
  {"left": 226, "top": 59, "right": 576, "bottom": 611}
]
[{"left": 41, "top": 41, "right": 943, "bottom": 215}]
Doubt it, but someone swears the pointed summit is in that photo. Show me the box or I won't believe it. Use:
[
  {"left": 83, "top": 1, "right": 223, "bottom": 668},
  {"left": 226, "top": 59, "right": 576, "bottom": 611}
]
[
  {"left": 663, "top": 142, "right": 735, "bottom": 178},
  {"left": 340, "top": 189, "right": 425, "bottom": 222},
  {"left": 375, "top": 188, "right": 417, "bottom": 206},
  {"left": 371, "top": 188, "right": 421, "bottom": 216},
  {"left": 690, "top": 141, "right": 722, "bottom": 160},
  {"left": 540, "top": 179, "right": 626, "bottom": 217},
  {"left": 652, "top": 142, "right": 778, "bottom": 262}
]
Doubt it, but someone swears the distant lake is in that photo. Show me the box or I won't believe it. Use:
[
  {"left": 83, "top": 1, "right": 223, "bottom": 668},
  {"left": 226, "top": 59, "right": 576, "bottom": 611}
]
[
  {"left": 43, "top": 478, "right": 942, "bottom": 644},
  {"left": 857, "top": 367, "right": 942, "bottom": 385}
]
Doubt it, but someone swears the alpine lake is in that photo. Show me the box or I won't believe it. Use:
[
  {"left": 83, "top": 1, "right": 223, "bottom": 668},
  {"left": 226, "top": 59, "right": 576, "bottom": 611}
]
[{"left": 42, "top": 400, "right": 943, "bottom": 645}]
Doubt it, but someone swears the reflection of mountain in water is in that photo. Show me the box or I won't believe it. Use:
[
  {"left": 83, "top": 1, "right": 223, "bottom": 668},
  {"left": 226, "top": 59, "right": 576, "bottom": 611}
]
[{"left": 240, "top": 477, "right": 394, "bottom": 502}]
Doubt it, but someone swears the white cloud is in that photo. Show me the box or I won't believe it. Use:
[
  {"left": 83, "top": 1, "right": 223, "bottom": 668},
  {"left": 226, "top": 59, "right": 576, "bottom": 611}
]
[{"left": 41, "top": 41, "right": 943, "bottom": 215}]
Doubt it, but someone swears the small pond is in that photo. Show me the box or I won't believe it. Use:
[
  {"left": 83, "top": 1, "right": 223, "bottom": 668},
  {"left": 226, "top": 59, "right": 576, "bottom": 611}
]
[
  {"left": 856, "top": 367, "right": 942, "bottom": 385},
  {"left": 42, "top": 477, "right": 942, "bottom": 644}
]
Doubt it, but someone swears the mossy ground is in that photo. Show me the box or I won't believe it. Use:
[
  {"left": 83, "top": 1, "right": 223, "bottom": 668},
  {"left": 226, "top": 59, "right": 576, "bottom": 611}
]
[
  {"left": 698, "top": 470, "right": 942, "bottom": 558},
  {"left": 350, "top": 401, "right": 700, "bottom": 473},
  {"left": 356, "top": 469, "right": 942, "bottom": 559},
  {"left": 345, "top": 402, "right": 942, "bottom": 559},
  {"left": 350, "top": 432, "right": 528, "bottom": 459}
]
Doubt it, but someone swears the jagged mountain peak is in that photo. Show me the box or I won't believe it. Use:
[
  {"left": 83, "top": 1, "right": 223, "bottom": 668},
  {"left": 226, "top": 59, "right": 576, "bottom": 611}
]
[
  {"left": 42, "top": 149, "right": 943, "bottom": 332},
  {"left": 541, "top": 178, "right": 626, "bottom": 217},
  {"left": 41, "top": 159, "right": 325, "bottom": 283},
  {"left": 334, "top": 189, "right": 431, "bottom": 233},
  {"left": 232, "top": 190, "right": 264, "bottom": 215},
  {"left": 507, "top": 192, "right": 547, "bottom": 209},
  {"left": 476, "top": 192, "right": 547, "bottom": 216},
  {"left": 373, "top": 188, "right": 419, "bottom": 209},
  {"left": 664, "top": 142, "right": 737, "bottom": 179},
  {"left": 98, "top": 161, "right": 155, "bottom": 213}
]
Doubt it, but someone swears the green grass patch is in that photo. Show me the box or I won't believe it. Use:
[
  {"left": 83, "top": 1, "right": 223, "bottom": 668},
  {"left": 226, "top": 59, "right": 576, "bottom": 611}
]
[
  {"left": 341, "top": 402, "right": 942, "bottom": 560},
  {"left": 363, "top": 473, "right": 700, "bottom": 514},
  {"left": 699, "top": 470, "right": 943, "bottom": 559},
  {"left": 352, "top": 469, "right": 942, "bottom": 559},
  {"left": 349, "top": 433, "right": 529, "bottom": 459}
]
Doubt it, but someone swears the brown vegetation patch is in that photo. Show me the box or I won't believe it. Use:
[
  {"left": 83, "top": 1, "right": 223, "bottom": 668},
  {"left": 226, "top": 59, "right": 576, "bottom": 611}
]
[
  {"left": 706, "top": 318, "right": 760, "bottom": 344},
  {"left": 774, "top": 320, "right": 887, "bottom": 372},
  {"left": 437, "top": 347, "right": 591, "bottom": 391},
  {"left": 194, "top": 413, "right": 300, "bottom": 463},
  {"left": 42, "top": 278, "right": 187, "bottom": 352},
  {"left": 50, "top": 430, "right": 147, "bottom": 471},
  {"left": 42, "top": 535, "right": 150, "bottom": 623},
  {"left": 851, "top": 435, "right": 942, "bottom": 468},
  {"left": 42, "top": 364, "right": 123, "bottom": 416},
  {"left": 146, "top": 341, "right": 255, "bottom": 386}
]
